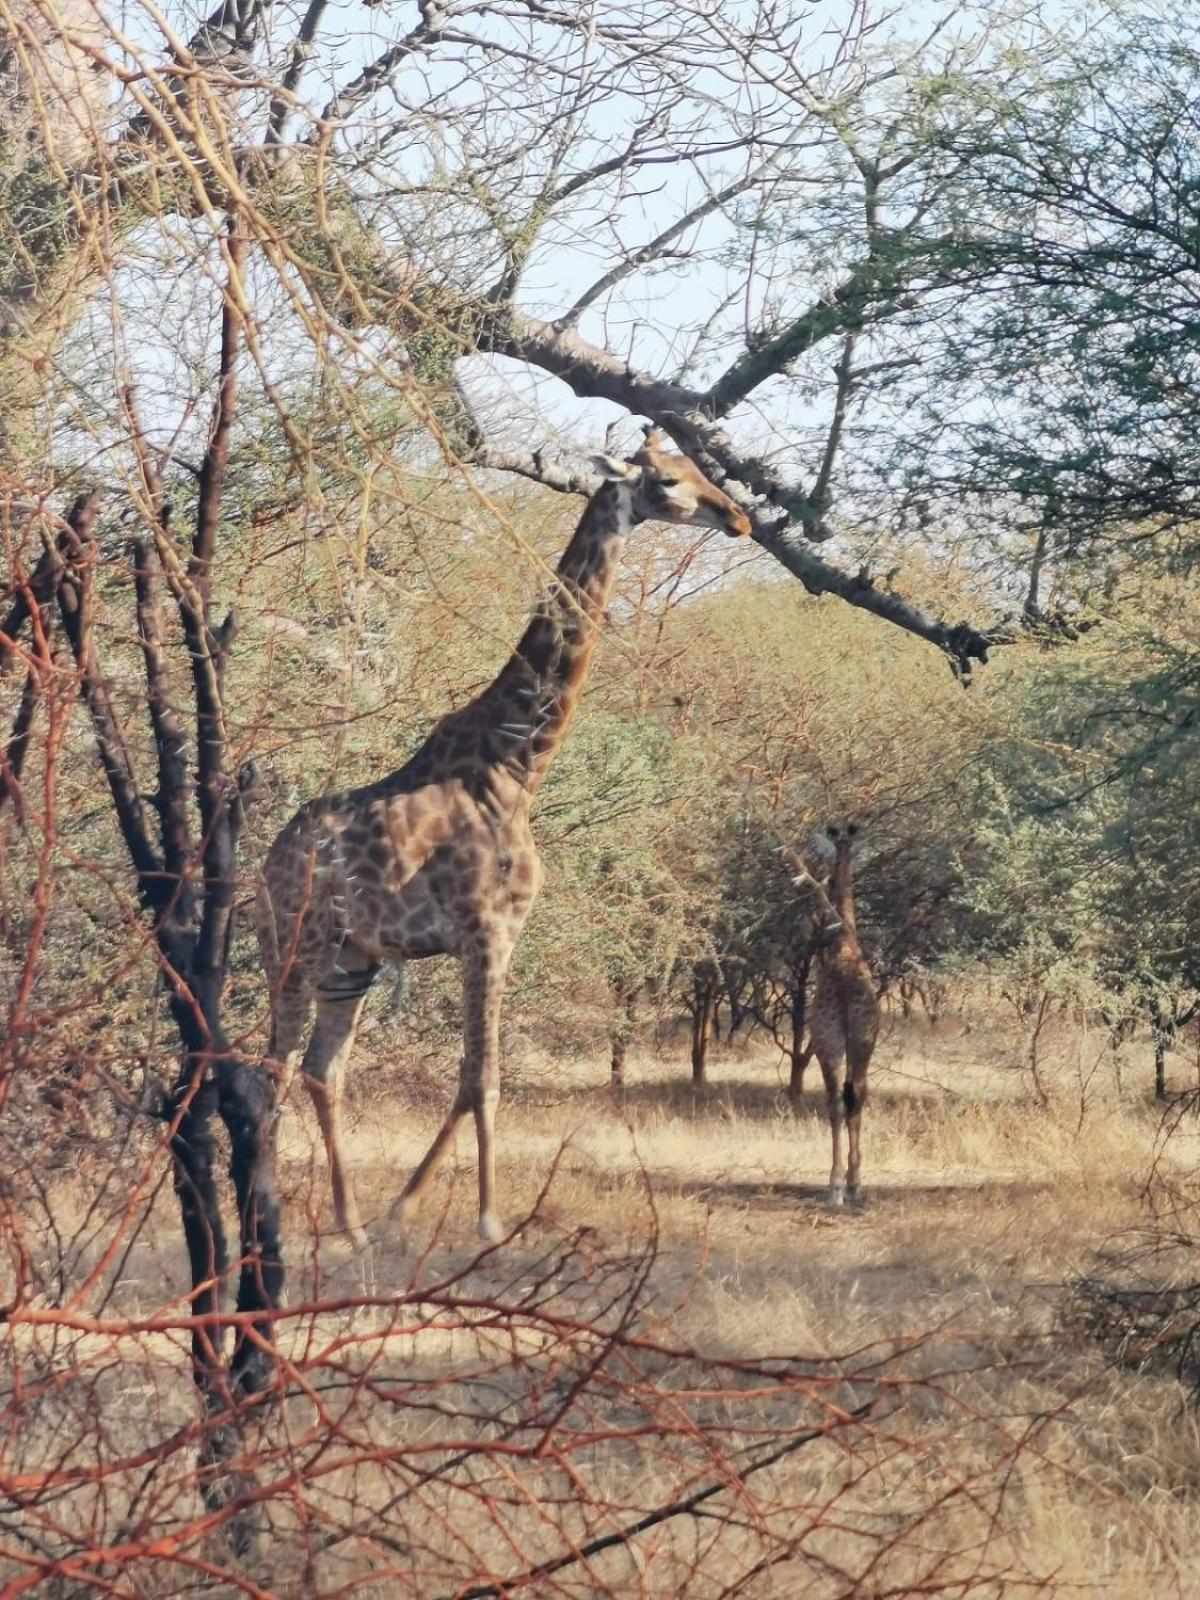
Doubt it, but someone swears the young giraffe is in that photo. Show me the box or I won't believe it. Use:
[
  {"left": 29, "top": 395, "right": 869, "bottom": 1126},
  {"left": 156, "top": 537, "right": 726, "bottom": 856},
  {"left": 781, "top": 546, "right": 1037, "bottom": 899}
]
[
  {"left": 802, "top": 825, "right": 880, "bottom": 1206},
  {"left": 255, "top": 432, "right": 751, "bottom": 1247}
]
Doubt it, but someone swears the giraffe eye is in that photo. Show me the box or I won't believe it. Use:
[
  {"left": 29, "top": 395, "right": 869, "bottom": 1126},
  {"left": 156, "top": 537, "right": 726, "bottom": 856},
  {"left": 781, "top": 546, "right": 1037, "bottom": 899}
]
[{"left": 655, "top": 476, "right": 680, "bottom": 489}]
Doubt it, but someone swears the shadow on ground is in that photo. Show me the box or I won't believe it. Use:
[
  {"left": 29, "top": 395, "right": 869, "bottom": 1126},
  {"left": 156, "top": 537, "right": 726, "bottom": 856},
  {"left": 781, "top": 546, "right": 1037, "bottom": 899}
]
[
  {"left": 657, "top": 1175, "right": 1054, "bottom": 1210},
  {"left": 508, "top": 1073, "right": 957, "bottom": 1123}
]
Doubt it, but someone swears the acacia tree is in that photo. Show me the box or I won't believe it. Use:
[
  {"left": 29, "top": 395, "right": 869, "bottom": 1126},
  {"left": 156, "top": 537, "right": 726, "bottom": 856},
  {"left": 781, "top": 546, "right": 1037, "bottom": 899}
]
[
  {"left": 0, "top": 258, "right": 283, "bottom": 1512},
  {"left": 899, "top": 7, "right": 1200, "bottom": 556},
  {"left": 1, "top": 0, "right": 1048, "bottom": 671},
  {"left": 949, "top": 579, "right": 1200, "bottom": 1099}
]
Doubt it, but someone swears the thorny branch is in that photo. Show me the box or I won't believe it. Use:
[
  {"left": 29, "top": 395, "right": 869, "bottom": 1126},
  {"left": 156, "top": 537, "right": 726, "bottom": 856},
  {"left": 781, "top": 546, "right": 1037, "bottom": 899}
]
[{"left": 447, "top": 1401, "right": 876, "bottom": 1600}]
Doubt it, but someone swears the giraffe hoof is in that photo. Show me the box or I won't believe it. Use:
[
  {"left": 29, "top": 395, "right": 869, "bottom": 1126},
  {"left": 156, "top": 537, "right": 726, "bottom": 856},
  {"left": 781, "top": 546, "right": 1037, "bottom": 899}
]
[
  {"left": 323, "top": 1222, "right": 372, "bottom": 1257},
  {"left": 827, "top": 1185, "right": 845, "bottom": 1209},
  {"left": 387, "top": 1197, "right": 413, "bottom": 1245},
  {"left": 846, "top": 1186, "right": 863, "bottom": 1207},
  {"left": 477, "top": 1211, "right": 504, "bottom": 1245}
]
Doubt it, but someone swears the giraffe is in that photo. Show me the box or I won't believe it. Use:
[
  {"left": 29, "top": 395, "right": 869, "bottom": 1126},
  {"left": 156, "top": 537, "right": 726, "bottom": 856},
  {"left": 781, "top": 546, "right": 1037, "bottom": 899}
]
[
  {"left": 254, "top": 431, "right": 752, "bottom": 1248},
  {"left": 800, "top": 825, "right": 880, "bottom": 1206}
]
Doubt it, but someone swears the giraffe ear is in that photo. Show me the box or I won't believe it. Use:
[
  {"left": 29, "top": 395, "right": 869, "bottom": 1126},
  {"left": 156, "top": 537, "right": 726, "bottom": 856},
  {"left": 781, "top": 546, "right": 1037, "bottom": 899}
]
[{"left": 591, "top": 453, "right": 636, "bottom": 482}]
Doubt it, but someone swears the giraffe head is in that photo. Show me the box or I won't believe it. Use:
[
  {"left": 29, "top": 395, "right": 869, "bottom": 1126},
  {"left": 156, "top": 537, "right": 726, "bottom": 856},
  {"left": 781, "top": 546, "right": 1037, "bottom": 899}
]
[
  {"left": 827, "top": 823, "right": 860, "bottom": 864},
  {"left": 592, "top": 429, "right": 752, "bottom": 537}
]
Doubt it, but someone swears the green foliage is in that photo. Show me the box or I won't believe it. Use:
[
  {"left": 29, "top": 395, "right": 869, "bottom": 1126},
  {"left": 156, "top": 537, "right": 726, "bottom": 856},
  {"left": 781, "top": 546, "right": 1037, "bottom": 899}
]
[
  {"left": 512, "top": 709, "right": 694, "bottom": 1011},
  {"left": 938, "top": 576, "right": 1200, "bottom": 1044}
]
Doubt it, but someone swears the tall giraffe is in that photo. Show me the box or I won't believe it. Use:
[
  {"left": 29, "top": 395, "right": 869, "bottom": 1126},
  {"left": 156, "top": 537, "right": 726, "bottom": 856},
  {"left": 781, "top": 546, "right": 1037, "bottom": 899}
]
[
  {"left": 255, "top": 432, "right": 751, "bottom": 1247},
  {"left": 803, "top": 825, "right": 880, "bottom": 1206}
]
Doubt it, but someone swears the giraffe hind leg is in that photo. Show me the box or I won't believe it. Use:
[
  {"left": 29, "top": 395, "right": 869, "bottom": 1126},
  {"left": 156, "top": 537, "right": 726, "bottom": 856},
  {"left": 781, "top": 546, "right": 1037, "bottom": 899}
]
[
  {"left": 302, "top": 953, "right": 380, "bottom": 1249},
  {"left": 816, "top": 1045, "right": 846, "bottom": 1207}
]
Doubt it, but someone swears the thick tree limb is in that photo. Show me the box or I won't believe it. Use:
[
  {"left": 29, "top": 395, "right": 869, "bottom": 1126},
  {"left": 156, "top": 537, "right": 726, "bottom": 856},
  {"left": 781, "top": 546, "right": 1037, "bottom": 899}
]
[
  {"left": 5, "top": 0, "right": 1001, "bottom": 680},
  {"left": 749, "top": 520, "right": 1005, "bottom": 681},
  {"left": 131, "top": 534, "right": 193, "bottom": 892},
  {"left": 0, "top": 545, "right": 62, "bottom": 678},
  {"left": 0, "top": 668, "right": 40, "bottom": 817},
  {"left": 445, "top": 346, "right": 1002, "bottom": 677},
  {"left": 265, "top": 0, "right": 330, "bottom": 143},
  {"left": 55, "top": 495, "right": 165, "bottom": 890}
]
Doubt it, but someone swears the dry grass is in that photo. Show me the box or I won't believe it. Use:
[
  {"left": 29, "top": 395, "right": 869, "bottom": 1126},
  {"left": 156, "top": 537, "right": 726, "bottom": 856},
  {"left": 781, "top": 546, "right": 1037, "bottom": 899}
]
[{"left": 6, "top": 1013, "right": 1200, "bottom": 1595}]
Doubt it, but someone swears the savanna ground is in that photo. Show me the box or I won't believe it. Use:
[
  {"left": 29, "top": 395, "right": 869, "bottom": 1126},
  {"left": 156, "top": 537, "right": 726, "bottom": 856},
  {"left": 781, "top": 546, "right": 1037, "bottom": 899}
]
[{"left": 10, "top": 1002, "right": 1200, "bottom": 1598}]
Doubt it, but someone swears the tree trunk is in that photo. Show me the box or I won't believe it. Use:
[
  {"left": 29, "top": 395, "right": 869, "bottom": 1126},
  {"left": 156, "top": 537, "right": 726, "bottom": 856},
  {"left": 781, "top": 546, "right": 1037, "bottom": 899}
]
[
  {"left": 691, "top": 976, "right": 715, "bottom": 1085},
  {"left": 611, "top": 988, "right": 637, "bottom": 1093},
  {"left": 1154, "top": 1028, "right": 1168, "bottom": 1101},
  {"left": 723, "top": 971, "right": 748, "bottom": 1037},
  {"left": 787, "top": 953, "right": 814, "bottom": 1106},
  {"left": 41, "top": 373, "right": 283, "bottom": 1542},
  {"left": 611, "top": 1030, "right": 627, "bottom": 1089},
  {"left": 788, "top": 1011, "right": 810, "bottom": 1106}
]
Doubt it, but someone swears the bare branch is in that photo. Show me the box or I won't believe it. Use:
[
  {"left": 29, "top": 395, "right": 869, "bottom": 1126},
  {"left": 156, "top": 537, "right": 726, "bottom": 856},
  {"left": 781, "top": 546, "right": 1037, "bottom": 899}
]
[
  {"left": 556, "top": 169, "right": 759, "bottom": 330},
  {"left": 316, "top": 0, "right": 449, "bottom": 128},
  {"left": 265, "top": 0, "right": 329, "bottom": 144},
  {"left": 131, "top": 534, "right": 193, "bottom": 889},
  {"left": 705, "top": 251, "right": 913, "bottom": 418},
  {"left": 0, "top": 545, "right": 62, "bottom": 679},
  {"left": 188, "top": 225, "right": 246, "bottom": 980},
  {"left": 810, "top": 331, "right": 857, "bottom": 516},
  {"left": 54, "top": 495, "right": 165, "bottom": 892},
  {"left": 0, "top": 664, "right": 43, "bottom": 820},
  {"left": 448, "top": 1403, "right": 875, "bottom": 1600}
]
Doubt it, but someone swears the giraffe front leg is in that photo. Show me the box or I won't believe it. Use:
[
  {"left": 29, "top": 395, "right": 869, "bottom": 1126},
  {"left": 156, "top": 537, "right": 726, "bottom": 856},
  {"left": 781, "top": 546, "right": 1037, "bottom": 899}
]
[
  {"left": 389, "top": 933, "right": 512, "bottom": 1244},
  {"left": 844, "top": 1053, "right": 871, "bottom": 1205},
  {"left": 817, "top": 1052, "right": 846, "bottom": 1207},
  {"left": 465, "top": 936, "right": 511, "bottom": 1244},
  {"left": 388, "top": 1063, "right": 473, "bottom": 1243}
]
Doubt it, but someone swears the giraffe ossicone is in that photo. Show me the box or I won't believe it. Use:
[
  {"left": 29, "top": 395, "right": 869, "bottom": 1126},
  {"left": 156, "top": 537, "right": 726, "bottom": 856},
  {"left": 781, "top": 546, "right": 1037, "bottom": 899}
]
[{"left": 255, "top": 436, "right": 751, "bottom": 1248}]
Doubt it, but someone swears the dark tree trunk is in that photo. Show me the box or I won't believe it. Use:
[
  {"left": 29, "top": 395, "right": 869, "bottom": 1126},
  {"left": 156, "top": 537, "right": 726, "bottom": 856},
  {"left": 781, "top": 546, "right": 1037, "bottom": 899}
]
[
  {"left": 1154, "top": 1028, "right": 1168, "bottom": 1101},
  {"left": 610, "top": 1031, "right": 627, "bottom": 1090},
  {"left": 169, "top": 1005, "right": 284, "bottom": 1398},
  {"left": 55, "top": 501, "right": 285, "bottom": 1405},
  {"left": 723, "top": 970, "right": 749, "bottom": 1037},
  {"left": 610, "top": 988, "right": 637, "bottom": 1093},
  {"left": 898, "top": 975, "right": 914, "bottom": 1021},
  {"left": 788, "top": 1012, "right": 810, "bottom": 1105},
  {"left": 691, "top": 972, "right": 717, "bottom": 1085},
  {"left": 7, "top": 244, "right": 287, "bottom": 1535}
]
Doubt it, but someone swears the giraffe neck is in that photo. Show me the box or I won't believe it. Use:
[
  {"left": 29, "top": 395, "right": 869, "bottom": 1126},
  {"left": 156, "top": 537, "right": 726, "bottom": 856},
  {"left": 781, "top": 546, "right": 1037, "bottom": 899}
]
[
  {"left": 831, "top": 844, "right": 857, "bottom": 936},
  {"left": 475, "top": 480, "right": 631, "bottom": 793}
]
